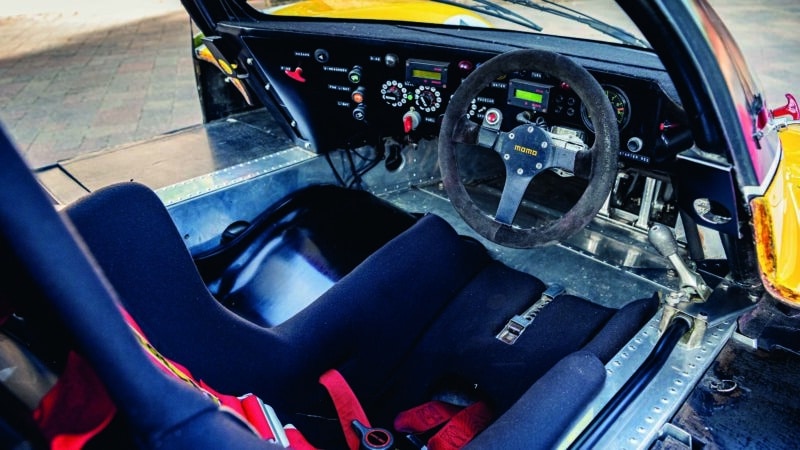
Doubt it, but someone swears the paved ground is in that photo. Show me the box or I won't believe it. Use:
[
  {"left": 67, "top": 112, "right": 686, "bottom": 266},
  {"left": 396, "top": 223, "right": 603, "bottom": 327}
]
[
  {"left": 712, "top": 0, "right": 800, "bottom": 111},
  {"left": 0, "top": 0, "right": 798, "bottom": 170},
  {"left": 0, "top": 0, "right": 201, "bottom": 168}
]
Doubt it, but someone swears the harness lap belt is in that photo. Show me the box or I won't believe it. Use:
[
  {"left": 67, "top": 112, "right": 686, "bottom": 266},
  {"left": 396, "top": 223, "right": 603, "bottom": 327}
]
[
  {"left": 496, "top": 283, "right": 565, "bottom": 345},
  {"left": 32, "top": 309, "right": 316, "bottom": 450}
]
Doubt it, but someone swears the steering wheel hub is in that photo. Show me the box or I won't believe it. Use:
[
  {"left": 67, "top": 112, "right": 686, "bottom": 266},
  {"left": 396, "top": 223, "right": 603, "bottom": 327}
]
[
  {"left": 501, "top": 124, "right": 553, "bottom": 176},
  {"left": 438, "top": 48, "right": 619, "bottom": 248}
]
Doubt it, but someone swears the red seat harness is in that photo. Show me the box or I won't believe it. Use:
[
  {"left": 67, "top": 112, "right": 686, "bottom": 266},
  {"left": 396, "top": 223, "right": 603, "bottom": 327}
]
[{"left": 28, "top": 308, "right": 491, "bottom": 449}]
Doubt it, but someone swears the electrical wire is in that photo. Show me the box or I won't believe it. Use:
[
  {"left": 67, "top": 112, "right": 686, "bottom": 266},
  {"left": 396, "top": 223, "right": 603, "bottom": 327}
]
[{"left": 323, "top": 135, "right": 385, "bottom": 190}]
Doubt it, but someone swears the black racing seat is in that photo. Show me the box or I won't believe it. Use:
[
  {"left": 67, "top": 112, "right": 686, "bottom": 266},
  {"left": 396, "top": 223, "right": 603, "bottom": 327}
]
[
  {"left": 192, "top": 184, "right": 421, "bottom": 327},
  {"left": 1, "top": 131, "right": 274, "bottom": 449},
  {"left": 64, "top": 182, "right": 493, "bottom": 422},
  {"left": 62, "top": 181, "right": 657, "bottom": 449},
  {"left": 1, "top": 123, "right": 656, "bottom": 449}
]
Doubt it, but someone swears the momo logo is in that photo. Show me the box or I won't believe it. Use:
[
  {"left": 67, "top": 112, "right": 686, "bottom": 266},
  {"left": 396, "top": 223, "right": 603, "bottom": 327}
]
[{"left": 514, "top": 144, "right": 538, "bottom": 157}]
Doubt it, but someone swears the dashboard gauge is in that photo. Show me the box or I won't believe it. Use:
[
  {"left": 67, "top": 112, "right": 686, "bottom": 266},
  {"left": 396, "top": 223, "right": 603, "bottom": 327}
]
[{"left": 580, "top": 85, "right": 631, "bottom": 132}]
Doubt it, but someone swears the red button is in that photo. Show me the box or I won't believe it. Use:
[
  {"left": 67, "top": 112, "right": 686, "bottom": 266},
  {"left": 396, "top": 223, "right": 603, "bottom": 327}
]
[{"left": 486, "top": 111, "right": 499, "bottom": 124}]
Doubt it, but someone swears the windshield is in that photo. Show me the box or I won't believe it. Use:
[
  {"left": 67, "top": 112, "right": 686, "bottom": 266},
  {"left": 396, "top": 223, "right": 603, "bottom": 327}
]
[{"left": 256, "top": 0, "right": 649, "bottom": 48}]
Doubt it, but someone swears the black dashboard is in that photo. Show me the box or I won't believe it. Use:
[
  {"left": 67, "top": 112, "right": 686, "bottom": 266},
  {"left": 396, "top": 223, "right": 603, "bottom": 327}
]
[{"left": 231, "top": 22, "right": 690, "bottom": 167}]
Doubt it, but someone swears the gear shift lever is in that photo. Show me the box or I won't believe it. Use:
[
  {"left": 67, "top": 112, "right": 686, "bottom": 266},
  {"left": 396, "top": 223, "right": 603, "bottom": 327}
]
[{"left": 648, "top": 223, "right": 712, "bottom": 301}]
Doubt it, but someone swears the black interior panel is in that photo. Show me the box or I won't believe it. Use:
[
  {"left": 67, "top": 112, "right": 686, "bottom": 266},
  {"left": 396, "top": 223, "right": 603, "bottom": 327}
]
[{"left": 218, "top": 22, "right": 686, "bottom": 166}]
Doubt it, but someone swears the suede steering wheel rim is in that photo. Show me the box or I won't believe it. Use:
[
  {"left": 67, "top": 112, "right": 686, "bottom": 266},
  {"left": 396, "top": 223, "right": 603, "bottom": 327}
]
[{"left": 438, "top": 48, "right": 619, "bottom": 248}]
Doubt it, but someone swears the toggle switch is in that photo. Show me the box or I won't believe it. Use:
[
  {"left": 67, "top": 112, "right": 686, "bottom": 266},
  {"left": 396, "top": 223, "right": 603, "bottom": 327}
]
[
  {"left": 402, "top": 109, "right": 421, "bottom": 133},
  {"left": 284, "top": 67, "right": 306, "bottom": 83}
]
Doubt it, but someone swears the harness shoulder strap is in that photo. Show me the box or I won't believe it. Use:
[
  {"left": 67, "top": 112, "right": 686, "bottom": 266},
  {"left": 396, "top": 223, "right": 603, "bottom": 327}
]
[
  {"left": 395, "top": 400, "right": 493, "bottom": 450},
  {"left": 319, "top": 369, "right": 372, "bottom": 450}
]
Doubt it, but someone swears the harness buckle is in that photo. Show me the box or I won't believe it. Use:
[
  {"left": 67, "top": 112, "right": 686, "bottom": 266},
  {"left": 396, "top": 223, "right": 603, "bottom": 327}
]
[
  {"left": 252, "top": 395, "right": 291, "bottom": 447},
  {"left": 496, "top": 284, "right": 565, "bottom": 345}
]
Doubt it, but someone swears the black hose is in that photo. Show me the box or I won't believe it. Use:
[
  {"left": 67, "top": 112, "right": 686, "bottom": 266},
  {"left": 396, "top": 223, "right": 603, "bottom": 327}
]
[
  {"left": 679, "top": 210, "right": 705, "bottom": 261},
  {"left": 571, "top": 316, "right": 692, "bottom": 449}
]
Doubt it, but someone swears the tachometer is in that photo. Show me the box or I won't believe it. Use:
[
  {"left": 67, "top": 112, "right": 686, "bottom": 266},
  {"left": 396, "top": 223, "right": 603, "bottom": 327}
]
[{"left": 580, "top": 85, "right": 630, "bottom": 131}]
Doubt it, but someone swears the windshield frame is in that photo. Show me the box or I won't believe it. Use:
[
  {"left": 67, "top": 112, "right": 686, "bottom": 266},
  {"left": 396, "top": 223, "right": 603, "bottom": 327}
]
[
  {"left": 616, "top": 0, "right": 773, "bottom": 195},
  {"left": 247, "top": 0, "right": 649, "bottom": 48}
]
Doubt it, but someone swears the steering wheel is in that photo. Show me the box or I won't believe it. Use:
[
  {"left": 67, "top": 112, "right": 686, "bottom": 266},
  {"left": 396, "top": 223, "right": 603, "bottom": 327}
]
[{"left": 438, "top": 49, "right": 619, "bottom": 248}]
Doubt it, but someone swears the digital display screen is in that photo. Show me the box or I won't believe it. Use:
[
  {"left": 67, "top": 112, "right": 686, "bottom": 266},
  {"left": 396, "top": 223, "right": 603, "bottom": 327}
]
[
  {"left": 412, "top": 69, "right": 442, "bottom": 81},
  {"left": 514, "top": 88, "right": 543, "bottom": 103},
  {"left": 507, "top": 80, "right": 550, "bottom": 111}
]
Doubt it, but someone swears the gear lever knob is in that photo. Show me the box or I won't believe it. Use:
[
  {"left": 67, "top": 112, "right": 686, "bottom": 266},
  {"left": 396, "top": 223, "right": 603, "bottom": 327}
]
[
  {"left": 648, "top": 223, "right": 679, "bottom": 257},
  {"left": 648, "top": 223, "right": 712, "bottom": 300}
]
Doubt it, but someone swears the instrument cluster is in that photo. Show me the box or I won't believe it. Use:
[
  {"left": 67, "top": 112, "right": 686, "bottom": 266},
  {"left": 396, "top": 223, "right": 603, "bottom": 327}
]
[{"left": 244, "top": 34, "right": 685, "bottom": 166}]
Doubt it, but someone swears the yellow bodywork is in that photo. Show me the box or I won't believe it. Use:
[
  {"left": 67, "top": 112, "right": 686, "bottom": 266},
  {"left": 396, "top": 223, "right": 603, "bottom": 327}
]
[
  {"left": 752, "top": 123, "right": 800, "bottom": 306},
  {"left": 194, "top": 44, "right": 253, "bottom": 105},
  {"left": 265, "top": 0, "right": 492, "bottom": 27}
]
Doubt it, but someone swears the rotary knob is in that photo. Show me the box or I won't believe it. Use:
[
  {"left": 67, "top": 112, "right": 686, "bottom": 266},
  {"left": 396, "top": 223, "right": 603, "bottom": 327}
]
[
  {"left": 414, "top": 85, "right": 442, "bottom": 112},
  {"left": 381, "top": 80, "right": 408, "bottom": 107}
]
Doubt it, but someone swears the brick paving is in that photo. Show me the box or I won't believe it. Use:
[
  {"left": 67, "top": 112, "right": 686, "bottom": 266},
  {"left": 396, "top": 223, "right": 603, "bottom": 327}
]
[
  {"left": 0, "top": 0, "right": 797, "bottom": 170},
  {"left": 0, "top": 1, "right": 201, "bottom": 168},
  {"left": 711, "top": 0, "right": 800, "bottom": 113}
]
